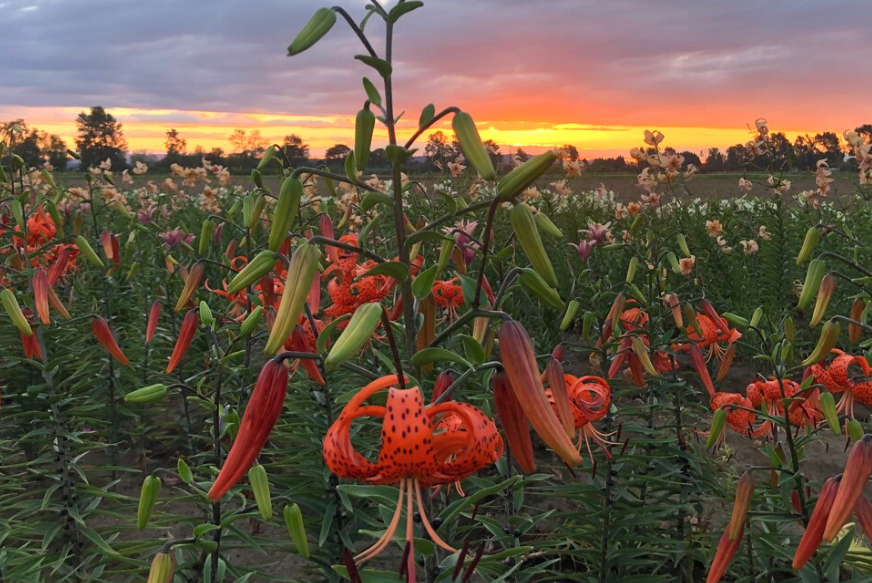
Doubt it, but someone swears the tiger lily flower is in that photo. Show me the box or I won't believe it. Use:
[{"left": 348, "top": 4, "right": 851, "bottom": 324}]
[
  {"left": 709, "top": 393, "right": 756, "bottom": 444},
  {"left": 745, "top": 378, "right": 821, "bottom": 437},
  {"left": 807, "top": 349, "right": 872, "bottom": 418},
  {"left": 432, "top": 278, "right": 465, "bottom": 322},
  {"left": 548, "top": 374, "right": 615, "bottom": 462},
  {"left": 91, "top": 316, "right": 130, "bottom": 366},
  {"left": 208, "top": 359, "right": 289, "bottom": 500},
  {"left": 323, "top": 375, "right": 503, "bottom": 577}
]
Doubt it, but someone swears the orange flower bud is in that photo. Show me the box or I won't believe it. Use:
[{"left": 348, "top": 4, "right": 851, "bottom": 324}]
[
  {"left": 492, "top": 370, "right": 535, "bottom": 473},
  {"left": 165, "top": 309, "right": 198, "bottom": 373},
  {"left": 716, "top": 344, "right": 737, "bottom": 382},
  {"left": 728, "top": 472, "right": 754, "bottom": 540},
  {"left": 146, "top": 301, "right": 161, "bottom": 345},
  {"left": 208, "top": 359, "right": 288, "bottom": 500},
  {"left": 809, "top": 273, "right": 836, "bottom": 327},
  {"left": 174, "top": 262, "right": 203, "bottom": 312},
  {"left": 689, "top": 342, "right": 715, "bottom": 396},
  {"left": 706, "top": 526, "right": 744, "bottom": 583},
  {"left": 824, "top": 435, "right": 872, "bottom": 542},
  {"left": 288, "top": 324, "right": 325, "bottom": 386},
  {"left": 32, "top": 269, "right": 50, "bottom": 325},
  {"left": 430, "top": 371, "right": 453, "bottom": 404},
  {"left": 545, "top": 358, "right": 575, "bottom": 436},
  {"left": 793, "top": 476, "right": 840, "bottom": 569},
  {"left": 849, "top": 297, "right": 866, "bottom": 344},
  {"left": 91, "top": 316, "right": 130, "bottom": 366}
]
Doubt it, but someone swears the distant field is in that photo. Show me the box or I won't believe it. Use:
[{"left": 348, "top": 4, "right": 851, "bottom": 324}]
[{"left": 52, "top": 171, "right": 861, "bottom": 203}]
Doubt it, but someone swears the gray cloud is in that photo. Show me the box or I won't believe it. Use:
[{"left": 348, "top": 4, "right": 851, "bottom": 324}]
[{"left": 1, "top": 0, "right": 868, "bottom": 129}]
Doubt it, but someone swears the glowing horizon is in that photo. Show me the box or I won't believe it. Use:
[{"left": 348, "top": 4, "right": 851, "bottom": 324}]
[{"left": 0, "top": 105, "right": 844, "bottom": 161}]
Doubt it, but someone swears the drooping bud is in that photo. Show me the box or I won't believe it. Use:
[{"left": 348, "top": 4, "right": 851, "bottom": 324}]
[
  {"left": 801, "top": 320, "right": 841, "bottom": 367},
  {"left": 174, "top": 262, "right": 203, "bottom": 312},
  {"left": 689, "top": 342, "right": 715, "bottom": 396},
  {"left": 823, "top": 435, "right": 872, "bottom": 541},
  {"left": 249, "top": 464, "right": 273, "bottom": 521},
  {"left": 75, "top": 235, "right": 104, "bottom": 268},
  {"left": 706, "top": 409, "right": 727, "bottom": 449},
  {"left": 146, "top": 552, "right": 176, "bottom": 583},
  {"left": 165, "top": 309, "right": 199, "bottom": 373},
  {"left": 125, "top": 384, "right": 168, "bottom": 404},
  {"left": 793, "top": 476, "right": 840, "bottom": 569},
  {"left": 705, "top": 526, "right": 744, "bottom": 583},
  {"left": 32, "top": 269, "right": 50, "bottom": 325},
  {"left": 264, "top": 243, "right": 321, "bottom": 355},
  {"left": 850, "top": 298, "right": 867, "bottom": 344},
  {"left": 716, "top": 344, "right": 737, "bottom": 382},
  {"left": 798, "top": 259, "right": 827, "bottom": 310},
  {"left": 452, "top": 111, "right": 496, "bottom": 181},
  {"left": 91, "top": 316, "right": 130, "bottom": 366},
  {"left": 431, "top": 371, "right": 454, "bottom": 403},
  {"left": 498, "top": 321, "right": 580, "bottom": 467},
  {"left": 818, "top": 392, "right": 840, "bottom": 435},
  {"left": 283, "top": 504, "right": 310, "bottom": 559},
  {"left": 545, "top": 358, "right": 575, "bottom": 436},
  {"left": 491, "top": 370, "right": 535, "bottom": 473},
  {"left": 796, "top": 226, "right": 820, "bottom": 265},
  {"left": 324, "top": 302, "right": 382, "bottom": 371},
  {"left": 510, "top": 203, "right": 558, "bottom": 288},
  {"left": 848, "top": 419, "right": 865, "bottom": 442},
  {"left": 631, "top": 336, "right": 659, "bottom": 377},
  {"left": 146, "top": 300, "right": 161, "bottom": 345},
  {"left": 700, "top": 299, "right": 729, "bottom": 334},
  {"left": 2, "top": 288, "right": 32, "bottom": 336},
  {"left": 809, "top": 273, "right": 836, "bottom": 327},
  {"left": 208, "top": 359, "right": 289, "bottom": 500},
  {"left": 269, "top": 177, "right": 303, "bottom": 252},
  {"left": 728, "top": 472, "right": 754, "bottom": 540},
  {"left": 137, "top": 475, "right": 162, "bottom": 529},
  {"left": 288, "top": 324, "right": 325, "bottom": 385},
  {"left": 240, "top": 306, "right": 264, "bottom": 337}
]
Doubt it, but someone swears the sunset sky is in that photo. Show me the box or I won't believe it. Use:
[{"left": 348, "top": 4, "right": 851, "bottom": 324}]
[{"left": 2, "top": 0, "right": 869, "bottom": 158}]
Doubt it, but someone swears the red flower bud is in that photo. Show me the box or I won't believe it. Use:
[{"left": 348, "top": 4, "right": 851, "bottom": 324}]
[
  {"left": 165, "top": 309, "right": 198, "bottom": 373},
  {"left": 91, "top": 316, "right": 130, "bottom": 366}
]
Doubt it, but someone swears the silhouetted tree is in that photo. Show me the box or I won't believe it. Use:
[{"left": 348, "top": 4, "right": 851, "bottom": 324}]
[
  {"left": 75, "top": 107, "right": 127, "bottom": 170},
  {"left": 704, "top": 147, "right": 726, "bottom": 171},
  {"left": 164, "top": 128, "right": 187, "bottom": 166},
  {"left": 562, "top": 144, "right": 579, "bottom": 161},
  {"left": 324, "top": 143, "right": 351, "bottom": 161},
  {"left": 282, "top": 134, "right": 310, "bottom": 166},
  {"left": 425, "top": 131, "right": 453, "bottom": 170}
]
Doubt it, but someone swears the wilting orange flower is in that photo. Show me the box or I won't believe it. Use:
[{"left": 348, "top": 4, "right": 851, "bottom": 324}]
[{"left": 323, "top": 375, "right": 503, "bottom": 576}]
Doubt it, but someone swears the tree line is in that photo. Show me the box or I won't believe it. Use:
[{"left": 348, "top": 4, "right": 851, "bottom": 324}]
[{"left": 3, "top": 106, "right": 871, "bottom": 175}]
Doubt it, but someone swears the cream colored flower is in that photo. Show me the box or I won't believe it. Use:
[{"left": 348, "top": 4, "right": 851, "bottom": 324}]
[
  {"left": 740, "top": 239, "right": 759, "bottom": 255},
  {"left": 705, "top": 220, "right": 723, "bottom": 237},
  {"left": 679, "top": 255, "right": 695, "bottom": 275}
]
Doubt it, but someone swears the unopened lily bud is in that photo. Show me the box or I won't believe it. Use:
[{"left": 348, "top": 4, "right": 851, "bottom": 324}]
[
  {"left": 240, "top": 306, "right": 263, "bottom": 337},
  {"left": 818, "top": 392, "right": 840, "bottom": 435},
  {"left": 684, "top": 305, "right": 702, "bottom": 336},
  {"left": 783, "top": 316, "right": 795, "bottom": 343},
  {"left": 810, "top": 274, "right": 836, "bottom": 327},
  {"left": 560, "top": 300, "right": 579, "bottom": 331},
  {"left": 801, "top": 320, "right": 841, "bottom": 367},
  {"left": 284, "top": 504, "right": 310, "bottom": 558},
  {"left": 625, "top": 257, "right": 639, "bottom": 283},
  {"left": 676, "top": 233, "right": 691, "bottom": 257},
  {"left": 146, "top": 552, "right": 175, "bottom": 583},
  {"left": 823, "top": 436, "right": 872, "bottom": 542},
  {"left": 137, "top": 475, "right": 161, "bottom": 529},
  {"left": 491, "top": 369, "right": 535, "bottom": 473},
  {"left": 581, "top": 312, "right": 597, "bottom": 343},
  {"left": 848, "top": 419, "right": 865, "bottom": 442},
  {"left": 177, "top": 459, "right": 193, "bottom": 484},
  {"left": 850, "top": 298, "right": 867, "bottom": 344},
  {"left": 125, "top": 384, "right": 168, "bottom": 404},
  {"left": 249, "top": 464, "right": 273, "bottom": 521},
  {"left": 796, "top": 226, "right": 820, "bottom": 265},
  {"left": 749, "top": 307, "right": 763, "bottom": 328},
  {"left": 798, "top": 259, "right": 827, "bottom": 310},
  {"left": 706, "top": 409, "right": 727, "bottom": 449},
  {"left": 689, "top": 343, "right": 715, "bottom": 396},
  {"left": 728, "top": 472, "right": 754, "bottom": 541},
  {"left": 792, "top": 476, "right": 840, "bottom": 569},
  {"left": 198, "top": 301, "right": 214, "bottom": 327},
  {"left": 716, "top": 344, "right": 737, "bottom": 382},
  {"left": 2, "top": 288, "right": 32, "bottom": 336},
  {"left": 175, "top": 262, "right": 203, "bottom": 312},
  {"left": 631, "top": 336, "right": 658, "bottom": 377}
]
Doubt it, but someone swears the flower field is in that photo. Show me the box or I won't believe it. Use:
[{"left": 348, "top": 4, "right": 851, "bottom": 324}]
[{"left": 3, "top": 3, "right": 872, "bottom": 583}]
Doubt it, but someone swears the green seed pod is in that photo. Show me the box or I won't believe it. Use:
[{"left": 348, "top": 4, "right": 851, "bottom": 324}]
[
  {"left": 240, "top": 306, "right": 264, "bottom": 337},
  {"left": 199, "top": 301, "right": 214, "bottom": 327},
  {"left": 560, "top": 300, "right": 580, "bottom": 331},
  {"left": 124, "top": 384, "right": 168, "bottom": 404},
  {"left": 533, "top": 210, "right": 563, "bottom": 238},
  {"left": 283, "top": 504, "right": 310, "bottom": 558},
  {"left": 269, "top": 177, "right": 303, "bottom": 252},
  {"left": 496, "top": 150, "right": 558, "bottom": 202},
  {"left": 452, "top": 111, "right": 495, "bottom": 181},
  {"left": 798, "top": 259, "right": 827, "bottom": 310},
  {"left": 510, "top": 203, "right": 557, "bottom": 288},
  {"left": 676, "top": 233, "right": 691, "bottom": 258},
  {"left": 706, "top": 409, "right": 727, "bottom": 449},
  {"left": 355, "top": 106, "right": 376, "bottom": 173},
  {"left": 75, "top": 235, "right": 105, "bottom": 268},
  {"left": 796, "top": 227, "right": 820, "bottom": 265},
  {"left": 818, "top": 392, "right": 840, "bottom": 436},
  {"left": 227, "top": 250, "right": 279, "bottom": 295},
  {"left": 137, "top": 475, "right": 161, "bottom": 529},
  {"left": 1, "top": 288, "right": 32, "bottom": 336},
  {"left": 625, "top": 257, "right": 639, "bottom": 283},
  {"left": 199, "top": 219, "right": 214, "bottom": 255},
  {"left": 287, "top": 7, "right": 337, "bottom": 56},
  {"left": 847, "top": 419, "right": 864, "bottom": 442},
  {"left": 248, "top": 464, "right": 273, "bottom": 521},
  {"left": 518, "top": 268, "right": 564, "bottom": 310},
  {"left": 177, "top": 458, "right": 193, "bottom": 484}
]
